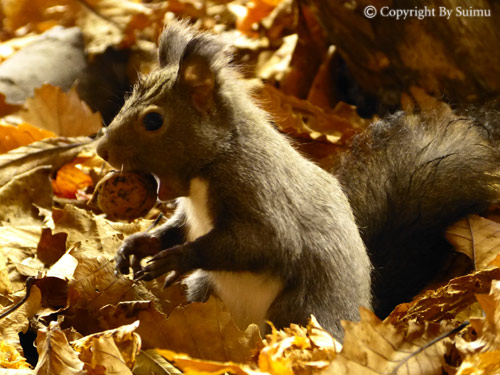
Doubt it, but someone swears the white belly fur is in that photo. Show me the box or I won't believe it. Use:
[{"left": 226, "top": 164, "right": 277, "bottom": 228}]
[{"left": 183, "top": 178, "right": 283, "bottom": 331}]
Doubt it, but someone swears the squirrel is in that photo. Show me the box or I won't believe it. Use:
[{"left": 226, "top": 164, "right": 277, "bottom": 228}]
[{"left": 96, "top": 20, "right": 500, "bottom": 339}]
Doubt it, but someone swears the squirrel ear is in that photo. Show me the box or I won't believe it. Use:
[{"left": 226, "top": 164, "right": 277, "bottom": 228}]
[{"left": 177, "top": 42, "right": 215, "bottom": 115}]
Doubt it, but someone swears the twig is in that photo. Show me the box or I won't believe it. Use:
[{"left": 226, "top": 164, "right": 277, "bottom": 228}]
[{"left": 390, "top": 321, "right": 470, "bottom": 375}]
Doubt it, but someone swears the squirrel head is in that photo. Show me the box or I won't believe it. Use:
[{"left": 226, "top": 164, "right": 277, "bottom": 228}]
[{"left": 97, "top": 20, "right": 237, "bottom": 199}]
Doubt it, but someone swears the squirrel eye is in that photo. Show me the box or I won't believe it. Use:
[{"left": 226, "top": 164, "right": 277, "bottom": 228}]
[{"left": 141, "top": 111, "right": 164, "bottom": 131}]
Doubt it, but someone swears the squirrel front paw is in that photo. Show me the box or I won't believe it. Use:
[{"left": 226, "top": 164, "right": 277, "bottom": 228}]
[
  {"left": 134, "top": 245, "right": 191, "bottom": 288},
  {"left": 115, "top": 233, "right": 162, "bottom": 277}
]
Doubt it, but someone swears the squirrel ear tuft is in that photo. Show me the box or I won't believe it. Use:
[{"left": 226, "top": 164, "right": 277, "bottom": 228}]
[
  {"left": 158, "top": 19, "right": 194, "bottom": 68},
  {"left": 177, "top": 39, "right": 215, "bottom": 116}
]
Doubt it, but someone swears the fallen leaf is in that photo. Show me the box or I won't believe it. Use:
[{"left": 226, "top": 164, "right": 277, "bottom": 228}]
[
  {"left": 258, "top": 316, "right": 338, "bottom": 375},
  {"left": 237, "top": 0, "right": 283, "bottom": 36},
  {"left": 34, "top": 320, "right": 85, "bottom": 375},
  {"left": 387, "top": 268, "right": 500, "bottom": 325},
  {"left": 0, "top": 93, "right": 21, "bottom": 116},
  {"left": 0, "top": 225, "right": 42, "bottom": 290},
  {"left": 0, "top": 340, "right": 31, "bottom": 369},
  {"left": 36, "top": 227, "right": 68, "bottom": 266},
  {"left": 0, "top": 250, "right": 12, "bottom": 295},
  {"left": 0, "top": 166, "right": 52, "bottom": 226},
  {"left": 259, "top": 84, "right": 364, "bottom": 142},
  {"left": 72, "top": 320, "right": 141, "bottom": 374},
  {"left": 99, "top": 296, "right": 262, "bottom": 363},
  {"left": 446, "top": 215, "right": 500, "bottom": 270},
  {"left": 324, "top": 308, "right": 455, "bottom": 375},
  {"left": 0, "top": 285, "right": 42, "bottom": 352},
  {"left": 77, "top": 0, "right": 166, "bottom": 55},
  {"left": 20, "top": 85, "right": 102, "bottom": 137},
  {"left": 51, "top": 157, "right": 94, "bottom": 199},
  {"left": 0, "top": 136, "right": 94, "bottom": 190},
  {"left": 456, "top": 351, "right": 500, "bottom": 375},
  {"left": 0, "top": 122, "right": 55, "bottom": 154},
  {"left": 1, "top": 0, "right": 76, "bottom": 33},
  {"left": 156, "top": 349, "right": 269, "bottom": 375},
  {"left": 51, "top": 204, "right": 150, "bottom": 258},
  {"left": 133, "top": 349, "right": 181, "bottom": 375},
  {"left": 454, "top": 280, "right": 500, "bottom": 373}
]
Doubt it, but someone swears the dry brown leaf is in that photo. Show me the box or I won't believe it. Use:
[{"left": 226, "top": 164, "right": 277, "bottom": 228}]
[
  {"left": 0, "top": 136, "right": 94, "bottom": 189},
  {"left": 66, "top": 249, "right": 137, "bottom": 314},
  {"left": 387, "top": 268, "right": 500, "bottom": 325},
  {"left": 454, "top": 280, "right": 500, "bottom": 373},
  {"left": 77, "top": 0, "right": 166, "bottom": 54},
  {"left": 471, "top": 280, "right": 500, "bottom": 351},
  {"left": 0, "top": 285, "right": 42, "bottom": 352},
  {"left": 72, "top": 321, "right": 141, "bottom": 374},
  {"left": 259, "top": 84, "right": 364, "bottom": 142},
  {"left": 307, "top": 45, "right": 337, "bottom": 109},
  {"left": 0, "top": 225, "right": 42, "bottom": 291},
  {"left": 99, "top": 296, "right": 262, "bottom": 363},
  {"left": 0, "top": 121, "right": 56, "bottom": 154},
  {"left": 0, "top": 340, "right": 31, "bottom": 369},
  {"left": 0, "top": 250, "right": 12, "bottom": 295},
  {"left": 0, "top": 166, "right": 52, "bottom": 226},
  {"left": 446, "top": 215, "right": 500, "bottom": 270},
  {"left": 1, "top": 0, "right": 77, "bottom": 33},
  {"left": 456, "top": 351, "right": 500, "bottom": 375},
  {"left": 20, "top": 85, "right": 101, "bottom": 137},
  {"left": 258, "top": 316, "right": 338, "bottom": 375},
  {"left": 257, "top": 34, "right": 298, "bottom": 84},
  {"left": 156, "top": 349, "right": 269, "bottom": 375},
  {"left": 51, "top": 204, "right": 150, "bottom": 258},
  {"left": 324, "top": 308, "right": 455, "bottom": 375},
  {"left": 237, "top": 0, "right": 282, "bottom": 36},
  {"left": 134, "top": 349, "right": 181, "bottom": 375},
  {"left": 63, "top": 247, "right": 181, "bottom": 337},
  {"left": 0, "top": 93, "right": 21, "bottom": 116},
  {"left": 37, "top": 227, "right": 68, "bottom": 266},
  {"left": 34, "top": 320, "right": 85, "bottom": 375}
]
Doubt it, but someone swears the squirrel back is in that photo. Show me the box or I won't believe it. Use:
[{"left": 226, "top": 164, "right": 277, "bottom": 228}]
[{"left": 336, "top": 109, "right": 500, "bottom": 316}]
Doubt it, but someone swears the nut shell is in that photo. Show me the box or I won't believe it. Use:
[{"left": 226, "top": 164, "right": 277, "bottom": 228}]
[{"left": 91, "top": 170, "right": 158, "bottom": 220}]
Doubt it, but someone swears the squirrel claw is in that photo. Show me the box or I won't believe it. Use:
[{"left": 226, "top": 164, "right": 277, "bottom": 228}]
[{"left": 162, "top": 271, "right": 181, "bottom": 288}]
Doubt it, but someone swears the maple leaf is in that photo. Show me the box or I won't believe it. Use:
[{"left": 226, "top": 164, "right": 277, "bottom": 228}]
[{"left": 20, "top": 84, "right": 102, "bottom": 137}]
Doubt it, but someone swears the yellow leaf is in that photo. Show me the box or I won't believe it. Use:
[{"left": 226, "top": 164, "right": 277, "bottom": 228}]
[
  {"left": 0, "top": 340, "right": 31, "bottom": 369},
  {"left": 446, "top": 215, "right": 500, "bottom": 270},
  {"left": 34, "top": 321, "right": 85, "bottom": 375},
  {"left": 21, "top": 84, "right": 102, "bottom": 137},
  {"left": 72, "top": 321, "right": 141, "bottom": 373},
  {"left": 456, "top": 351, "right": 500, "bottom": 375}
]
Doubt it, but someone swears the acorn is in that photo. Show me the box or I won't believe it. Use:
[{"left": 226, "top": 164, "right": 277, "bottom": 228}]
[{"left": 90, "top": 170, "right": 158, "bottom": 220}]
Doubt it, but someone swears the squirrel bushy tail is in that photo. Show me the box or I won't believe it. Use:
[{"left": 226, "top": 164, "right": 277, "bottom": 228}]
[{"left": 335, "top": 109, "right": 500, "bottom": 317}]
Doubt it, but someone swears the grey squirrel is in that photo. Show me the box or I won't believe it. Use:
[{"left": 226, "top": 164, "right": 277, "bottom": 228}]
[{"left": 96, "top": 20, "right": 500, "bottom": 339}]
